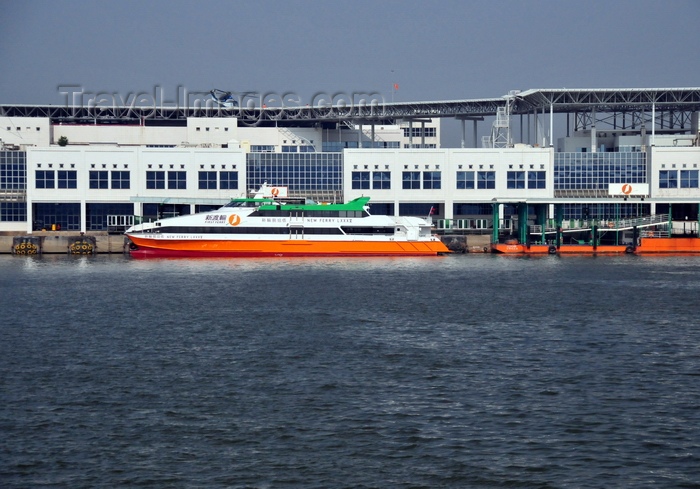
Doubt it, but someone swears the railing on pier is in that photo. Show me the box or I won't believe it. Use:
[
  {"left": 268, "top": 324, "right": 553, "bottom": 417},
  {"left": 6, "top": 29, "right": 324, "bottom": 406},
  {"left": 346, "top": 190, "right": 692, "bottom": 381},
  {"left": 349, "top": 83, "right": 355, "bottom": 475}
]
[
  {"left": 107, "top": 215, "right": 140, "bottom": 234},
  {"left": 528, "top": 214, "right": 671, "bottom": 234}
]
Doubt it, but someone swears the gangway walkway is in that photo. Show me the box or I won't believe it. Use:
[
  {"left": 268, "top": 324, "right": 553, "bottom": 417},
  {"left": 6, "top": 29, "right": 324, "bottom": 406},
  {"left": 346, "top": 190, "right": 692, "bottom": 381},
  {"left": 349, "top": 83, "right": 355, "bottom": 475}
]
[{"left": 529, "top": 214, "right": 671, "bottom": 236}]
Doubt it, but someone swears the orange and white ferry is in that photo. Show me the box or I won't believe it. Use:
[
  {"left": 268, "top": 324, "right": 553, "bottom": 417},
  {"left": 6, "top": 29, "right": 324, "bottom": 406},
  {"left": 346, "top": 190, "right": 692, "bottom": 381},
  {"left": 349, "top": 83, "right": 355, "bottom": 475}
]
[{"left": 125, "top": 183, "right": 449, "bottom": 257}]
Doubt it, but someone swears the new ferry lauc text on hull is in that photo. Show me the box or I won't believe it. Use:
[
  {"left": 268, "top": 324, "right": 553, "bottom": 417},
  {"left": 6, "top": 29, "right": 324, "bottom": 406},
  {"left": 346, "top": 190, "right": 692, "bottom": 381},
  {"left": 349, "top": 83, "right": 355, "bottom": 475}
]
[{"left": 125, "top": 183, "right": 450, "bottom": 257}]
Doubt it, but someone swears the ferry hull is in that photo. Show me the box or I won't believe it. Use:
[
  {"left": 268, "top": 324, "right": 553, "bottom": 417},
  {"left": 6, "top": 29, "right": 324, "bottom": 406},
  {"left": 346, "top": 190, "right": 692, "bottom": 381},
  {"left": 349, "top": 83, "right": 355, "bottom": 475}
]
[
  {"left": 127, "top": 235, "right": 449, "bottom": 258},
  {"left": 491, "top": 237, "right": 700, "bottom": 255}
]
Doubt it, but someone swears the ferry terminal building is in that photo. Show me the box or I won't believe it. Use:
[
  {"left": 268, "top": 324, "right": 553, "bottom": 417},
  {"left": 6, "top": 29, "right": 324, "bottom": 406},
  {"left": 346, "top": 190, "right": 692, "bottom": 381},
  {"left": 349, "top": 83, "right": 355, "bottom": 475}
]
[{"left": 1, "top": 87, "right": 700, "bottom": 242}]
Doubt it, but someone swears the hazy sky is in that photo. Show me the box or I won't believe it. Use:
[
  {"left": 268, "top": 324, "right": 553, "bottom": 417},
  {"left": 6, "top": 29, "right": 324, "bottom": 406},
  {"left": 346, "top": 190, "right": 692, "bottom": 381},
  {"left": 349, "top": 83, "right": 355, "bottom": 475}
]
[{"left": 1, "top": 0, "right": 699, "bottom": 144}]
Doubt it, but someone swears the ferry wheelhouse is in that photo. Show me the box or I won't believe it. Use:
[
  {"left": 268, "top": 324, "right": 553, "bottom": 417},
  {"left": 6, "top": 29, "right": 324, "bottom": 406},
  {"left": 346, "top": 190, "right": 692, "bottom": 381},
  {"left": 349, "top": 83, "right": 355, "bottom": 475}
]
[{"left": 125, "top": 184, "right": 449, "bottom": 257}]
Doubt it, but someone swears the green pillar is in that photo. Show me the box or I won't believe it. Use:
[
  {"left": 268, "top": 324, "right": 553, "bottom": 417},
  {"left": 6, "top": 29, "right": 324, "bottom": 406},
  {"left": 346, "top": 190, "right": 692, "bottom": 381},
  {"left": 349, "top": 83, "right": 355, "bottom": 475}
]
[
  {"left": 491, "top": 203, "right": 500, "bottom": 245},
  {"left": 519, "top": 203, "right": 529, "bottom": 244},
  {"left": 555, "top": 204, "right": 564, "bottom": 248},
  {"left": 537, "top": 204, "right": 547, "bottom": 244}
]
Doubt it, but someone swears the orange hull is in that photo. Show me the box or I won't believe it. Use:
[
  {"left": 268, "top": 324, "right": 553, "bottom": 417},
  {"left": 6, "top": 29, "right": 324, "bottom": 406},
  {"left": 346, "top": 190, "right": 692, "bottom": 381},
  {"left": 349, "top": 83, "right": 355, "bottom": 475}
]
[
  {"left": 492, "top": 237, "right": 700, "bottom": 255},
  {"left": 128, "top": 235, "right": 449, "bottom": 257}
]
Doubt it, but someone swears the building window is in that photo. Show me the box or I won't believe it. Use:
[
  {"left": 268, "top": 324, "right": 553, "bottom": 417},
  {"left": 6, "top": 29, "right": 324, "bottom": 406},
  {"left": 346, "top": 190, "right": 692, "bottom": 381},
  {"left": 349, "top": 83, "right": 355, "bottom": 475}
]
[
  {"left": 57, "top": 170, "right": 77, "bottom": 189},
  {"left": 402, "top": 171, "right": 421, "bottom": 189},
  {"left": 372, "top": 171, "right": 391, "bottom": 190},
  {"left": 36, "top": 170, "right": 55, "bottom": 189},
  {"left": 352, "top": 171, "right": 370, "bottom": 190},
  {"left": 168, "top": 171, "right": 187, "bottom": 190},
  {"left": 680, "top": 170, "right": 698, "bottom": 188},
  {"left": 89, "top": 170, "right": 109, "bottom": 189},
  {"left": 423, "top": 171, "right": 441, "bottom": 189},
  {"left": 251, "top": 145, "right": 275, "bottom": 153},
  {"left": 281, "top": 145, "right": 298, "bottom": 153},
  {"left": 477, "top": 171, "right": 495, "bottom": 189},
  {"left": 111, "top": 171, "right": 130, "bottom": 189},
  {"left": 456, "top": 171, "right": 475, "bottom": 189},
  {"left": 507, "top": 171, "right": 525, "bottom": 189},
  {"left": 659, "top": 170, "right": 677, "bottom": 189},
  {"left": 199, "top": 171, "right": 217, "bottom": 189},
  {"left": 146, "top": 171, "right": 165, "bottom": 189},
  {"left": 220, "top": 171, "right": 238, "bottom": 190},
  {"left": 528, "top": 171, "right": 546, "bottom": 189},
  {"left": 402, "top": 127, "right": 437, "bottom": 138},
  {"left": 0, "top": 202, "right": 26, "bottom": 222}
]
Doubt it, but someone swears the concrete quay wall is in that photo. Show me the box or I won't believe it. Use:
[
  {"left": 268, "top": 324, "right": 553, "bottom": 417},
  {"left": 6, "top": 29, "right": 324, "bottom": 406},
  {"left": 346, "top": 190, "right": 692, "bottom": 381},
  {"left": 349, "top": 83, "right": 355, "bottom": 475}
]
[{"left": 1, "top": 231, "right": 130, "bottom": 255}]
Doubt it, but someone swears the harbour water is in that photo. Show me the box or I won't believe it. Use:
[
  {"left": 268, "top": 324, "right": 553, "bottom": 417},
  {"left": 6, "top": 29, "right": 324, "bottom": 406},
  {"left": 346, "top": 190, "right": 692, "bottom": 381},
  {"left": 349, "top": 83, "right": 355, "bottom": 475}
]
[{"left": 1, "top": 254, "right": 699, "bottom": 488}]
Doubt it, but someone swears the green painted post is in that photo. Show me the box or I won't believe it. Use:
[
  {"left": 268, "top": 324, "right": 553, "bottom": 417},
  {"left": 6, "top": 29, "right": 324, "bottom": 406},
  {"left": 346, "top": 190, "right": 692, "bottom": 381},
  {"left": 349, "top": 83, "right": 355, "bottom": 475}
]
[
  {"left": 538, "top": 205, "right": 547, "bottom": 244},
  {"left": 555, "top": 204, "right": 563, "bottom": 248},
  {"left": 491, "top": 203, "right": 499, "bottom": 245},
  {"left": 519, "top": 204, "right": 528, "bottom": 245}
]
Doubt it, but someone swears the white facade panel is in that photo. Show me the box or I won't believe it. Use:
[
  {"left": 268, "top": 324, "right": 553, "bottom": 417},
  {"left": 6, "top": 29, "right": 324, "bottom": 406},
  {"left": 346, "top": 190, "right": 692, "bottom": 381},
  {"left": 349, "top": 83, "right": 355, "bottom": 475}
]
[
  {"left": 26, "top": 146, "right": 246, "bottom": 232},
  {"left": 0, "top": 117, "right": 51, "bottom": 148},
  {"left": 344, "top": 147, "right": 553, "bottom": 219},
  {"left": 650, "top": 146, "right": 700, "bottom": 199}
]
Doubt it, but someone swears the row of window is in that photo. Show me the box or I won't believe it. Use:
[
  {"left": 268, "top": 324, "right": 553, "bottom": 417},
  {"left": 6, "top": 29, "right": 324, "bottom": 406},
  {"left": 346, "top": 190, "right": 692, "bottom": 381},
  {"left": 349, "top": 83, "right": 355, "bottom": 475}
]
[
  {"left": 506, "top": 171, "right": 547, "bottom": 189},
  {"left": 351, "top": 170, "right": 547, "bottom": 191},
  {"left": 33, "top": 170, "right": 240, "bottom": 191},
  {"left": 402, "top": 127, "right": 437, "bottom": 138},
  {"left": 351, "top": 171, "right": 443, "bottom": 190},
  {"left": 156, "top": 225, "right": 394, "bottom": 235},
  {"left": 659, "top": 170, "right": 699, "bottom": 189}
]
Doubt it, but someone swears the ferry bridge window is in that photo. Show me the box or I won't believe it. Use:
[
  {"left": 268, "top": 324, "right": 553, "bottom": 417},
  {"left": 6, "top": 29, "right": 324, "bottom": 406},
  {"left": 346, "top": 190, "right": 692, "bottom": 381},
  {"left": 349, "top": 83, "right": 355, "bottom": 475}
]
[
  {"left": 111, "top": 171, "right": 130, "bottom": 189},
  {"left": 167, "top": 171, "right": 186, "bottom": 190},
  {"left": 402, "top": 171, "right": 421, "bottom": 189},
  {"left": 146, "top": 171, "right": 165, "bottom": 189},
  {"left": 528, "top": 171, "right": 546, "bottom": 189},
  {"left": 659, "top": 170, "right": 678, "bottom": 189},
  {"left": 220, "top": 171, "right": 238, "bottom": 189},
  {"left": 372, "top": 171, "right": 390, "bottom": 189},
  {"left": 456, "top": 171, "right": 475, "bottom": 189},
  {"left": 57, "top": 170, "right": 77, "bottom": 189},
  {"left": 35, "top": 170, "right": 55, "bottom": 189},
  {"left": 680, "top": 170, "right": 699, "bottom": 188},
  {"left": 199, "top": 171, "right": 217, "bottom": 190},
  {"left": 352, "top": 171, "right": 370, "bottom": 189},
  {"left": 507, "top": 171, "right": 525, "bottom": 189},
  {"left": 423, "top": 171, "right": 441, "bottom": 189},
  {"left": 477, "top": 171, "right": 495, "bottom": 189},
  {"left": 89, "top": 170, "right": 108, "bottom": 189}
]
